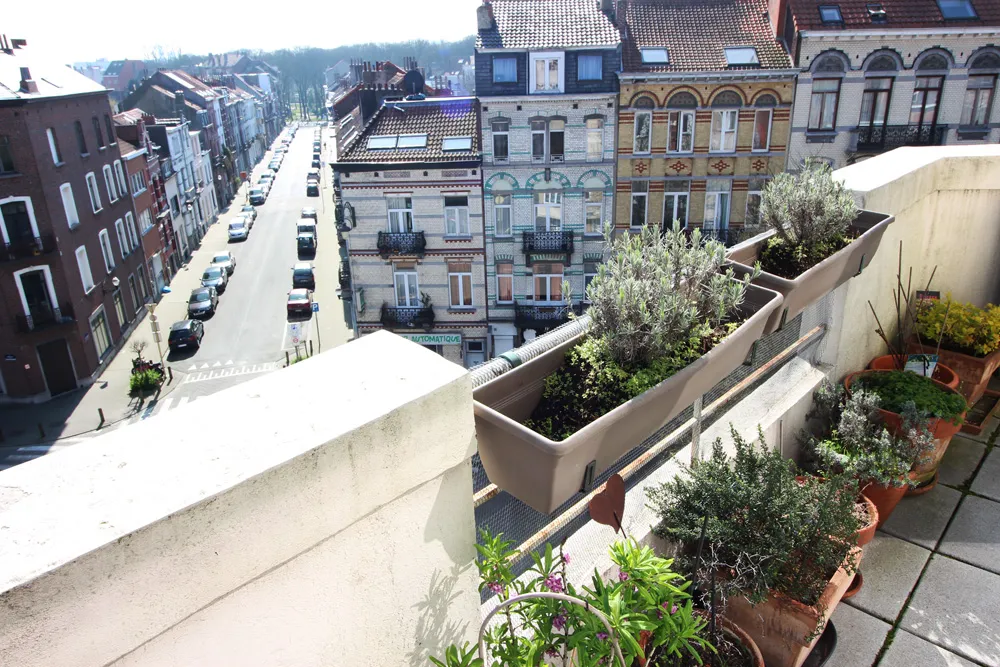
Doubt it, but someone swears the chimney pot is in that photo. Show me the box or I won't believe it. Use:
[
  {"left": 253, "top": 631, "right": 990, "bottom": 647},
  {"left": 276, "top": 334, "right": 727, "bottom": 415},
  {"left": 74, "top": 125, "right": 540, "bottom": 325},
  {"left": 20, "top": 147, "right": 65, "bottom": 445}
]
[{"left": 477, "top": 1, "right": 495, "bottom": 30}]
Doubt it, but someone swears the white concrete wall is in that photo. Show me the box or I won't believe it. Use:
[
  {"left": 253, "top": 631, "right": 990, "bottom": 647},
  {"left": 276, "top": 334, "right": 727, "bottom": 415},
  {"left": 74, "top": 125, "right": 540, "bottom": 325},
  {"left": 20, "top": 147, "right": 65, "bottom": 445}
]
[{"left": 0, "top": 331, "right": 482, "bottom": 667}]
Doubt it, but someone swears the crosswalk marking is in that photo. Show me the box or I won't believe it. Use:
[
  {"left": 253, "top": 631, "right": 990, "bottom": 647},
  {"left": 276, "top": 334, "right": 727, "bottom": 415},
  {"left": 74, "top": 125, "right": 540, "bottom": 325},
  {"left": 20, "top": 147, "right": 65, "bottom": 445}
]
[{"left": 182, "top": 361, "right": 279, "bottom": 384}]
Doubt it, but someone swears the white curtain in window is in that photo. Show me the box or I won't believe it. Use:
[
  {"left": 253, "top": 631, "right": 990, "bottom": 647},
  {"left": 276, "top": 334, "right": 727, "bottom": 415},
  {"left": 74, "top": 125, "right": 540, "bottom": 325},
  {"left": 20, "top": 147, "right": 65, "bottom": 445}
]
[
  {"left": 494, "top": 58, "right": 517, "bottom": 83},
  {"left": 578, "top": 55, "right": 602, "bottom": 80}
]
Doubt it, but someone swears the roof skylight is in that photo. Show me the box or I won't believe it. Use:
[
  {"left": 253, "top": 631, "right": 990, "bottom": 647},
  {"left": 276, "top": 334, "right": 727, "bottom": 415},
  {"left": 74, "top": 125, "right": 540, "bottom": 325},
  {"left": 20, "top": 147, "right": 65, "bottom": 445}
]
[
  {"left": 724, "top": 47, "right": 760, "bottom": 66},
  {"left": 640, "top": 48, "right": 669, "bottom": 64},
  {"left": 396, "top": 134, "right": 428, "bottom": 149},
  {"left": 937, "top": 0, "right": 977, "bottom": 19},
  {"left": 442, "top": 136, "right": 473, "bottom": 151},
  {"left": 367, "top": 135, "right": 397, "bottom": 150},
  {"left": 819, "top": 5, "right": 844, "bottom": 23}
]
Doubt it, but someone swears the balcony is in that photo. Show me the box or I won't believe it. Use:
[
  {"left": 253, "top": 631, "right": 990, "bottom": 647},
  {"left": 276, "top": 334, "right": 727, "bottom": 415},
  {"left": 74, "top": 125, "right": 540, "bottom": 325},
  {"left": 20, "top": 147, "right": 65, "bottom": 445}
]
[
  {"left": 379, "top": 302, "right": 434, "bottom": 329},
  {"left": 1, "top": 235, "right": 57, "bottom": 263},
  {"left": 522, "top": 230, "right": 573, "bottom": 264},
  {"left": 681, "top": 226, "right": 746, "bottom": 248},
  {"left": 514, "top": 302, "right": 582, "bottom": 330},
  {"left": 338, "top": 263, "right": 350, "bottom": 290},
  {"left": 854, "top": 124, "right": 946, "bottom": 153},
  {"left": 376, "top": 231, "right": 425, "bottom": 259},
  {"left": 13, "top": 303, "right": 75, "bottom": 333}
]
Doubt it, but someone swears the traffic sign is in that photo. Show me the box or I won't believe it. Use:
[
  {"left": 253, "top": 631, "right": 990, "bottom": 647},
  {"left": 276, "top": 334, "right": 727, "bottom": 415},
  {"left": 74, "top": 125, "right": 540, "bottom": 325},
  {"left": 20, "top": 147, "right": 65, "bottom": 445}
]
[{"left": 311, "top": 302, "right": 319, "bottom": 313}]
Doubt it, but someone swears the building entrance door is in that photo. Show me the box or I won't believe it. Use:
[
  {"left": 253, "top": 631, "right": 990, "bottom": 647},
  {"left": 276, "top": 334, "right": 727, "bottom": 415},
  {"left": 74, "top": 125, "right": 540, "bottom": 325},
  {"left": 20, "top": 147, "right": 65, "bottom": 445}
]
[{"left": 37, "top": 339, "right": 76, "bottom": 395}]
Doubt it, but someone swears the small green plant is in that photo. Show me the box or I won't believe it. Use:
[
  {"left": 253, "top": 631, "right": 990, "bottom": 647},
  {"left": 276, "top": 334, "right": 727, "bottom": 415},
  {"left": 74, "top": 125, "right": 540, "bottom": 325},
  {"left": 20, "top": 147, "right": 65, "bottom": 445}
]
[
  {"left": 915, "top": 296, "right": 1000, "bottom": 357},
  {"left": 128, "top": 368, "right": 163, "bottom": 395},
  {"left": 758, "top": 162, "right": 859, "bottom": 278},
  {"left": 853, "top": 370, "right": 967, "bottom": 424},
  {"left": 428, "top": 644, "right": 482, "bottom": 667},
  {"left": 646, "top": 427, "right": 861, "bottom": 615}
]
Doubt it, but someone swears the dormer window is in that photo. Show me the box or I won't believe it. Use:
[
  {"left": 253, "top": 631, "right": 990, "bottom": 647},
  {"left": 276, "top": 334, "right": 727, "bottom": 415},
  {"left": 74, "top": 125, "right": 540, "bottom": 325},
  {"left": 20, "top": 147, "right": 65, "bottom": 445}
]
[
  {"left": 819, "top": 5, "right": 844, "bottom": 24},
  {"left": 724, "top": 47, "right": 760, "bottom": 66},
  {"left": 530, "top": 52, "right": 564, "bottom": 93},
  {"left": 938, "top": 0, "right": 977, "bottom": 18},
  {"left": 867, "top": 3, "right": 888, "bottom": 22},
  {"left": 640, "top": 48, "right": 669, "bottom": 64}
]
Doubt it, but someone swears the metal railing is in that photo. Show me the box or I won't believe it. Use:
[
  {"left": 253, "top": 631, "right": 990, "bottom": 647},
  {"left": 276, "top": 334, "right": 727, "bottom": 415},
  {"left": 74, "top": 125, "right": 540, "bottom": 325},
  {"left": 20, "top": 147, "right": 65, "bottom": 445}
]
[
  {"left": 1, "top": 235, "right": 57, "bottom": 262},
  {"left": 14, "top": 303, "right": 75, "bottom": 333},
  {"left": 376, "top": 231, "right": 426, "bottom": 258},
  {"left": 513, "top": 302, "right": 583, "bottom": 331},
  {"left": 380, "top": 303, "right": 434, "bottom": 329},
  {"left": 523, "top": 230, "right": 574, "bottom": 258},
  {"left": 855, "top": 124, "right": 946, "bottom": 153},
  {"left": 338, "top": 263, "right": 351, "bottom": 290}
]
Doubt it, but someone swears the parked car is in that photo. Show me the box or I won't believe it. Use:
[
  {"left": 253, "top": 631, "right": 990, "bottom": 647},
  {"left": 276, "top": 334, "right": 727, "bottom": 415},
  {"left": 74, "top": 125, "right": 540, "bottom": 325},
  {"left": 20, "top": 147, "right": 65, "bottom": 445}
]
[
  {"left": 269, "top": 159, "right": 282, "bottom": 172},
  {"left": 258, "top": 172, "right": 275, "bottom": 186},
  {"left": 307, "top": 168, "right": 321, "bottom": 181},
  {"left": 168, "top": 319, "right": 205, "bottom": 352},
  {"left": 292, "top": 262, "right": 316, "bottom": 289},
  {"left": 187, "top": 287, "right": 219, "bottom": 318},
  {"left": 248, "top": 187, "right": 266, "bottom": 205},
  {"left": 306, "top": 181, "right": 319, "bottom": 197},
  {"left": 312, "top": 141, "right": 321, "bottom": 152},
  {"left": 211, "top": 251, "right": 237, "bottom": 275},
  {"left": 201, "top": 266, "right": 229, "bottom": 292},
  {"left": 297, "top": 219, "right": 318, "bottom": 238},
  {"left": 228, "top": 220, "right": 249, "bottom": 242},
  {"left": 287, "top": 288, "right": 313, "bottom": 318},
  {"left": 297, "top": 231, "right": 317, "bottom": 254},
  {"left": 311, "top": 157, "right": 321, "bottom": 169},
  {"left": 240, "top": 204, "right": 257, "bottom": 222},
  {"left": 300, "top": 207, "right": 318, "bottom": 221}
]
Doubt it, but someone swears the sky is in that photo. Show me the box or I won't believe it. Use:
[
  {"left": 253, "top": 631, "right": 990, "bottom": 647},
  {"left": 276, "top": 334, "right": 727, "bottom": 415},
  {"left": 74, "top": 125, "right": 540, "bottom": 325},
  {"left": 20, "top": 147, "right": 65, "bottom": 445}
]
[{"left": 4, "top": 0, "right": 480, "bottom": 64}]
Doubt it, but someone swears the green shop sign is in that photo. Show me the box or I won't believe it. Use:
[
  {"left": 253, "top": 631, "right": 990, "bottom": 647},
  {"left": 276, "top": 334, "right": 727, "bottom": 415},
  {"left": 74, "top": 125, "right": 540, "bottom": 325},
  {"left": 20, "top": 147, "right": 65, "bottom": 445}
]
[{"left": 400, "top": 333, "right": 463, "bottom": 345}]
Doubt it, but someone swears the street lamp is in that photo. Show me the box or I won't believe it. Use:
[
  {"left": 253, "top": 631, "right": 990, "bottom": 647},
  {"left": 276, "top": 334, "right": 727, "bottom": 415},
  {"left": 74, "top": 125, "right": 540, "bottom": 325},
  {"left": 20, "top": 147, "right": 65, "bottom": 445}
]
[{"left": 101, "top": 276, "right": 121, "bottom": 295}]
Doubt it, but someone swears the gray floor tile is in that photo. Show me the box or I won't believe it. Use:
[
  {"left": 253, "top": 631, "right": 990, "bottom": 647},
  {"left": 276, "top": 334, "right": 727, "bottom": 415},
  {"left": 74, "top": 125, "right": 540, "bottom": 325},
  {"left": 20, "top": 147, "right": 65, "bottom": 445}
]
[
  {"left": 938, "top": 436, "right": 986, "bottom": 487},
  {"left": 881, "top": 485, "right": 962, "bottom": 550},
  {"left": 958, "top": 416, "right": 998, "bottom": 444},
  {"left": 971, "top": 448, "right": 1000, "bottom": 502},
  {"left": 845, "top": 534, "right": 931, "bottom": 622},
  {"left": 829, "top": 603, "right": 891, "bottom": 667},
  {"left": 938, "top": 495, "right": 1000, "bottom": 575},
  {"left": 878, "top": 629, "right": 978, "bottom": 667},
  {"left": 901, "top": 554, "right": 1000, "bottom": 666}
]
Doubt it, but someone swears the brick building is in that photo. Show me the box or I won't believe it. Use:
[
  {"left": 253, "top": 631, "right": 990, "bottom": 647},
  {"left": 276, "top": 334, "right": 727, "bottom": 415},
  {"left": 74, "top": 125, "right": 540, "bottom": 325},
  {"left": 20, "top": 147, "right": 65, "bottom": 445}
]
[
  {"left": 0, "top": 38, "right": 149, "bottom": 399},
  {"left": 101, "top": 59, "right": 148, "bottom": 107},
  {"left": 615, "top": 0, "right": 796, "bottom": 240},
  {"left": 475, "top": 0, "right": 621, "bottom": 355},
  {"left": 774, "top": 0, "right": 1000, "bottom": 168},
  {"left": 334, "top": 96, "right": 488, "bottom": 368}
]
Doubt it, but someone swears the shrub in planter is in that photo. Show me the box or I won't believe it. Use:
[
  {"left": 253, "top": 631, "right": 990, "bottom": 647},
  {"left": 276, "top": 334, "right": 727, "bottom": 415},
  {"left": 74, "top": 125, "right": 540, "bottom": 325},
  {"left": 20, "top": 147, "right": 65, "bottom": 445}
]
[
  {"left": 849, "top": 370, "right": 966, "bottom": 428},
  {"left": 646, "top": 428, "right": 861, "bottom": 667},
  {"left": 128, "top": 368, "right": 163, "bottom": 395}
]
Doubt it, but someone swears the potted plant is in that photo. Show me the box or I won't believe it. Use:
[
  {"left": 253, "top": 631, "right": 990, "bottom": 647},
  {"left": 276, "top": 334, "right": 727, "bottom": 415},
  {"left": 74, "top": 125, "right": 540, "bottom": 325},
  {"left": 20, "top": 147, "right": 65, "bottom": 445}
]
[
  {"left": 646, "top": 428, "right": 862, "bottom": 667},
  {"left": 473, "top": 224, "right": 782, "bottom": 513},
  {"left": 727, "top": 163, "right": 894, "bottom": 333}
]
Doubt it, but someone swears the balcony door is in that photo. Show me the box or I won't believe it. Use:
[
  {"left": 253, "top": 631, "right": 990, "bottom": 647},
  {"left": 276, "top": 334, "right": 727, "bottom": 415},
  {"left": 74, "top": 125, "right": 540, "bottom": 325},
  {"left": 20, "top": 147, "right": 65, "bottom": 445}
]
[
  {"left": 2, "top": 200, "right": 35, "bottom": 247},
  {"left": 387, "top": 197, "right": 413, "bottom": 233},
  {"left": 910, "top": 76, "right": 943, "bottom": 130},
  {"left": 859, "top": 78, "right": 893, "bottom": 145},
  {"left": 19, "top": 269, "right": 54, "bottom": 325},
  {"left": 394, "top": 270, "right": 419, "bottom": 308},
  {"left": 534, "top": 192, "right": 562, "bottom": 231}
]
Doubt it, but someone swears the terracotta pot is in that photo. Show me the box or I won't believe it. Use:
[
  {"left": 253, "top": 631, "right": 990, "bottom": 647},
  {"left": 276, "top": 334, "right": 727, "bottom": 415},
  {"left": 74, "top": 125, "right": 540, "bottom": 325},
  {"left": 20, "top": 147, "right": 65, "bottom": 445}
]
[
  {"left": 842, "top": 571, "right": 864, "bottom": 600},
  {"left": 861, "top": 475, "right": 916, "bottom": 527},
  {"left": 473, "top": 282, "right": 783, "bottom": 514},
  {"left": 856, "top": 494, "right": 879, "bottom": 547},
  {"left": 723, "top": 550, "right": 859, "bottom": 667},
  {"left": 727, "top": 210, "right": 894, "bottom": 333},
  {"left": 908, "top": 337, "right": 1000, "bottom": 404},
  {"left": 867, "top": 354, "right": 959, "bottom": 390}
]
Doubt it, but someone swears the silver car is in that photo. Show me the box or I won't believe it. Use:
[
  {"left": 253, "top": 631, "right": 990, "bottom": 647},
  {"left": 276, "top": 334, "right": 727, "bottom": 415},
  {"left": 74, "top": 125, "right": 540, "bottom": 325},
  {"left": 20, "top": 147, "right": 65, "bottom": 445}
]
[
  {"left": 201, "top": 266, "right": 228, "bottom": 293},
  {"left": 211, "top": 251, "right": 237, "bottom": 275}
]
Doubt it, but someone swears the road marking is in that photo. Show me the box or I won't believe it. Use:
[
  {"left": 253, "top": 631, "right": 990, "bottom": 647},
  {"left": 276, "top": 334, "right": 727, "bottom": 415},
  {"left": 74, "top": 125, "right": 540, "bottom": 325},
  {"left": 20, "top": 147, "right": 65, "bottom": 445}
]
[
  {"left": 200, "top": 363, "right": 210, "bottom": 370},
  {"left": 181, "top": 362, "right": 280, "bottom": 385},
  {"left": 188, "top": 364, "right": 198, "bottom": 371},
  {"left": 213, "top": 361, "right": 222, "bottom": 368},
  {"left": 225, "top": 360, "right": 233, "bottom": 366}
]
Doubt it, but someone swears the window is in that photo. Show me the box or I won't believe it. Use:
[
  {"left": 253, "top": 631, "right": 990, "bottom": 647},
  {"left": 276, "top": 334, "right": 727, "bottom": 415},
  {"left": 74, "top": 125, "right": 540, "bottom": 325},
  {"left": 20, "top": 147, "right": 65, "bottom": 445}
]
[
  {"left": 92, "top": 117, "right": 104, "bottom": 148},
  {"left": 531, "top": 120, "right": 547, "bottom": 162},
  {"left": 910, "top": 76, "right": 944, "bottom": 127},
  {"left": 631, "top": 181, "right": 648, "bottom": 228},
  {"left": 493, "top": 56, "right": 517, "bottom": 83},
  {"left": 493, "top": 194, "right": 512, "bottom": 236},
  {"left": 746, "top": 178, "right": 766, "bottom": 228},
  {"left": 809, "top": 79, "right": 841, "bottom": 130},
  {"left": 938, "top": 0, "right": 977, "bottom": 18},
  {"left": 90, "top": 308, "right": 112, "bottom": 359},
  {"left": 667, "top": 110, "right": 695, "bottom": 153},
  {"left": 442, "top": 136, "right": 473, "bottom": 151},
  {"left": 98, "top": 229, "right": 115, "bottom": 273},
  {"left": 491, "top": 120, "right": 509, "bottom": 163},
  {"left": 586, "top": 117, "right": 604, "bottom": 161},
  {"left": 753, "top": 109, "right": 772, "bottom": 151},
  {"left": 130, "top": 170, "right": 147, "bottom": 195},
  {"left": 113, "top": 289, "right": 128, "bottom": 328},
  {"left": 85, "top": 172, "right": 102, "bottom": 213},
  {"left": 532, "top": 263, "right": 563, "bottom": 303},
  {"left": 710, "top": 109, "right": 738, "bottom": 152},
  {"left": 641, "top": 48, "right": 669, "bottom": 64},
  {"left": 724, "top": 48, "right": 760, "bottom": 66},
  {"left": 962, "top": 75, "right": 996, "bottom": 126},
  {"left": 533, "top": 192, "right": 562, "bottom": 231},
  {"left": 578, "top": 54, "right": 602, "bottom": 80},
  {"left": 60, "top": 183, "right": 80, "bottom": 229},
  {"left": 819, "top": 5, "right": 844, "bottom": 23},
  {"left": 397, "top": 134, "right": 427, "bottom": 149},
  {"left": 585, "top": 191, "right": 603, "bottom": 234},
  {"left": 103, "top": 165, "right": 118, "bottom": 202},
  {"left": 367, "top": 135, "right": 397, "bottom": 150},
  {"left": 633, "top": 102, "right": 653, "bottom": 154},
  {"left": 125, "top": 212, "right": 140, "bottom": 250},
  {"left": 76, "top": 246, "right": 95, "bottom": 292},
  {"left": 448, "top": 261, "right": 473, "bottom": 308},
  {"left": 104, "top": 115, "right": 115, "bottom": 147},
  {"left": 386, "top": 197, "right": 413, "bottom": 233},
  {"left": 393, "top": 270, "right": 419, "bottom": 307},
  {"left": 584, "top": 262, "right": 598, "bottom": 300},
  {"left": 74, "top": 121, "right": 88, "bottom": 156},
  {"left": 46, "top": 128, "right": 63, "bottom": 165},
  {"left": 664, "top": 181, "right": 689, "bottom": 230},
  {"left": 867, "top": 3, "right": 887, "bottom": 22},
  {"left": 496, "top": 263, "right": 513, "bottom": 303},
  {"left": 549, "top": 119, "right": 565, "bottom": 162},
  {"left": 128, "top": 274, "right": 142, "bottom": 314},
  {"left": 114, "top": 161, "right": 127, "bottom": 196},
  {"left": 445, "top": 196, "right": 470, "bottom": 235},
  {"left": 139, "top": 209, "right": 153, "bottom": 233},
  {"left": 860, "top": 77, "right": 893, "bottom": 132},
  {"left": 530, "top": 53, "right": 563, "bottom": 93},
  {"left": 0, "top": 135, "right": 15, "bottom": 173},
  {"left": 704, "top": 180, "right": 731, "bottom": 230},
  {"left": 136, "top": 263, "right": 149, "bottom": 301},
  {"left": 114, "top": 218, "right": 129, "bottom": 259}
]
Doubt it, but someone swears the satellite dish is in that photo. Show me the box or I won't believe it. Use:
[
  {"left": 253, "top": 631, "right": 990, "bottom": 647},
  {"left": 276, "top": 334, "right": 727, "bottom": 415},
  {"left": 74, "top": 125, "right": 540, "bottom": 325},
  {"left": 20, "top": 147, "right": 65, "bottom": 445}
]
[{"left": 402, "top": 69, "right": 425, "bottom": 95}]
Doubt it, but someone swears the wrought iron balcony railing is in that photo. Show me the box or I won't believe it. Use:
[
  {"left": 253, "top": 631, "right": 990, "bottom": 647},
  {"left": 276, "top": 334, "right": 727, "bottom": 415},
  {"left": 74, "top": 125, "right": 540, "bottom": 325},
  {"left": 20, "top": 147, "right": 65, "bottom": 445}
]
[
  {"left": 338, "top": 263, "right": 351, "bottom": 290},
  {"left": 14, "top": 303, "right": 75, "bottom": 333},
  {"left": 679, "top": 226, "right": 745, "bottom": 248},
  {"left": 377, "top": 231, "right": 426, "bottom": 259},
  {"left": 513, "top": 302, "right": 584, "bottom": 331},
  {"left": 2, "top": 235, "right": 57, "bottom": 262},
  {"left": 380, "top": 303, "right": 434, "bottom": 330},
  {"left": 523, "top": 230, "right": 574, "bottom": 264},
  {"left": 854, "top": 124, "right": 946, "bottom": 153}
]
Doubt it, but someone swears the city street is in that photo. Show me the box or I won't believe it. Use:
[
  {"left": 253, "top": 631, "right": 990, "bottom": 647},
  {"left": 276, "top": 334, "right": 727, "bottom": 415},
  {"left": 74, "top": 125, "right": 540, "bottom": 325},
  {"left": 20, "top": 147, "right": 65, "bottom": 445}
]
[{"left": 0, "top": 124, "right": 352, "bottom": 466}]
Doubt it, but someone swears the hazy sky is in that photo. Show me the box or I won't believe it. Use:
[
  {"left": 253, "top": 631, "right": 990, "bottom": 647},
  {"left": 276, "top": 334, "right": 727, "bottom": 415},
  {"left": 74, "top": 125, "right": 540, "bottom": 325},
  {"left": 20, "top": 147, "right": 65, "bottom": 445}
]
[{"left": 5, "top": 0, "right": 479, "bottom": 64}]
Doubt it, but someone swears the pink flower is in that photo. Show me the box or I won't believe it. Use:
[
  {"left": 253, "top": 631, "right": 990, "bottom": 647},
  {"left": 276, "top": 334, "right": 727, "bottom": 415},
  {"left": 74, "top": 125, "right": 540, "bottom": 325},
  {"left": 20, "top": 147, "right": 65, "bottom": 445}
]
[
  {"left": 561, "top": 552, "right": 571, "bottom": 565},
  {"left": 552, "top": 613, "right": 567, "bottom": 630},
  {"left": 618, "top": 571, "right": 629, "bottom": 582},
  {"left": 486, "top": 582, "right": 503, "bottom": 595},
  {"left": 544, "top": 574, "right": 565, "bottom": 593},
  {"left": 596, "top": 632, "right": 609, "bottom": 641}
]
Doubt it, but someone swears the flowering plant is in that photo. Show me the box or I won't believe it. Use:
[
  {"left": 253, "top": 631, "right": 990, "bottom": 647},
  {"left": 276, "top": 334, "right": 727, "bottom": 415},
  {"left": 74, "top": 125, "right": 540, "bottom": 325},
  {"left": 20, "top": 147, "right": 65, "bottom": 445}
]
[
  {"left": 431, "top": 531, "right": 714, "bottom": 666},
  {"left": 915, "top": 296, "right": 1000, "bottom": 357}
]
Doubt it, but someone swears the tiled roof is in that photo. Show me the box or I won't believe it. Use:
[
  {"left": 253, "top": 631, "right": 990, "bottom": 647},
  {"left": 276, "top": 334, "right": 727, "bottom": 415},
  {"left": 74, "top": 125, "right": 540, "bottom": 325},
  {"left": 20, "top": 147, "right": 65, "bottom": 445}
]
[
  {"left": 477, "top": 0, "right": 621, "bottom": 49},
  {"left": 0, "top": 43, "right": 108, "bottom": 101},
  {"left": 162, "top": 70, "right": 217, "bottom": 98},
  {"left": 114, "top": 108, "right": 145, "bottom": 125},
  {"left": 621, "top": 0, "right": 792, "bottom": 72},
  {"left": 789, "top": 0, "right": 1000, "bottom": 31},
  {"left": 118, "top": 138, "right": 140, "bottom": 156},
  {"left": 339, "top": 97, "right": 480, "bottom": 164}
]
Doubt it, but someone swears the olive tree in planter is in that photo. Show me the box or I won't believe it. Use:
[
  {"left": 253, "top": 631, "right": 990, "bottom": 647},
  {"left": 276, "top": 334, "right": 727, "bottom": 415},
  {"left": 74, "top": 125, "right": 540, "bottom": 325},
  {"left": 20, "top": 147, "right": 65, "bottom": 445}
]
[
  {"left": 474, "top": 224, "right": 782, "bottom": 513},
  {"left": 646, "top": 428, "right": 862, "bottom": 667},
  {"left": 727, "top": 163, "right": 894, "bottom": 332}
]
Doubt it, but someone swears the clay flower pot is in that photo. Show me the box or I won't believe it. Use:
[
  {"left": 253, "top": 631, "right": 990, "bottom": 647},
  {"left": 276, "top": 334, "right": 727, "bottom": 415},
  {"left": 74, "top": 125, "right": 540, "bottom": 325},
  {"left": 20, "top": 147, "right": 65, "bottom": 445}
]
[
  {"left": 856, "top": 494, "right": 879, "bottom": 547},
  {"left": 908, "top": 337, "right": 1000, "bottom": 404},
  {"left": 861, "top": 474, "right": 917, "bottom": 527},
  {"left": 867, "top": 354, "right": 959, "bottom": 390}
]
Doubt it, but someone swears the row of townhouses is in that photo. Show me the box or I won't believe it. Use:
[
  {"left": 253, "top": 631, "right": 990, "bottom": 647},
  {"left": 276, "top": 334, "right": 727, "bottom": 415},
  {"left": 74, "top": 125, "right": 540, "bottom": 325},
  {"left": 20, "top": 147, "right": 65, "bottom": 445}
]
[
  {"left": 0, "top": 39, "right": 286, "bottom": 400},
  {"left": 335, "top": 0, "right": 1000, "bottom": 368}
]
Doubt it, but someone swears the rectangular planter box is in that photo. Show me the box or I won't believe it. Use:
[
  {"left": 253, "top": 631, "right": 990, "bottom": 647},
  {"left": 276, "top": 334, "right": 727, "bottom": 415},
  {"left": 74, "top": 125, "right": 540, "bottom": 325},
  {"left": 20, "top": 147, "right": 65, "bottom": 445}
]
[
  {"left": 727, "top": 210, "right": 894, "bottom": 333},
  {"left": 473, "top": 283, "right": 782, "bottom": 514},
  {"left": 908, "top": 338, "right": 1000, "bottom": 405}
]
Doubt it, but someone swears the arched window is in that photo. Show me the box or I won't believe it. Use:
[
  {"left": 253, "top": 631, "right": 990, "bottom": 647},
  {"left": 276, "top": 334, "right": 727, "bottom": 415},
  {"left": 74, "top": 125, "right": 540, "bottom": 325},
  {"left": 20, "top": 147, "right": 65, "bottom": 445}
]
[
  {"left": 632, "top": 95, "right": 656, "bottom": 109},
  {"left": 912, "top": 55, "right": 948, "bottom": 129},
  {"left": 809, "top": 53, "right": 846, "bottom": 131},
  {"left": 754, "top": 94, "right": 778, "bottom": 107},
  {"left": 632, "top": 97, "right": 654, "bottom": 154},
  {"left": 710, "top": 92, "right": 741, "bottom": 152},
  {"left": 813, "top": 54, "right": 846, "bottom": 73},
  {"left": 666, "top": 92, "right": 696, "bottom": 153},
  {"left": 666, "top": 91, "right": 697, "bottom": 108},
  {"left": 752, "top": 95, "right": 777, "bottom": 151},
  {"left": 866, "top": 54, "right": 899, "bottom": 72},
  {"left": 860, "top": 53, "right": 898, "bottom": 136},
  {"left": 970, "top": 52, "right": 1000, "bottom": 70},
  {"left": 916, "top": 53, "right": 950, "bottom": 71},
  {"left": 711, "top": 90, "right": 743, "bottom": 107},
  {"left": 963, "top": 51, "right": 1000, "bottom": 127}
]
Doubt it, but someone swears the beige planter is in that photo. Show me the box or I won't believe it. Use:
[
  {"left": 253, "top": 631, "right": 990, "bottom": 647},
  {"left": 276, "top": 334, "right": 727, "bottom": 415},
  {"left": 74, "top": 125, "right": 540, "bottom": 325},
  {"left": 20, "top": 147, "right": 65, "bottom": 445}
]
[
  {"left": 473, "top": 283, "right": 782, "bottom": 514},
  {"left": 727, "top": 210, "right": 894, "bottom": 333}
]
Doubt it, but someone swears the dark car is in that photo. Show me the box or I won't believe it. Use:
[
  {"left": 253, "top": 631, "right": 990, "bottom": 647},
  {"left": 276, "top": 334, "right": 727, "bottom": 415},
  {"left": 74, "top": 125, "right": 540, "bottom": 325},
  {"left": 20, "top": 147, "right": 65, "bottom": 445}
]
[
  {"left": 311, "top": 158, "right": 321, "bottom": 169},
  {"left": 287, "top": 288, "right": 313, "bottom": 318},
  {"left": 292, "top": 262, "right": 316, "bottom": 289},
  {"left": 201, "top": 266, "right": 229, "bottom": 292},
  {"left": 168, "top": 319, "right": 205, "bottom": 352},
  {"left": 306, "top": 181, "right": 319, "bottom": 197},
  {"left": 300, "top": 207, "right": 318, "bottom": 221},
  {"left": 188, "top": 287, "right": 219, "bottom": 318},
  {"left": 312, "top": 141, "right": 321, "bottom": 151},
  {"left": 297, "top": 232, "right": 317, "bottom": 253}
]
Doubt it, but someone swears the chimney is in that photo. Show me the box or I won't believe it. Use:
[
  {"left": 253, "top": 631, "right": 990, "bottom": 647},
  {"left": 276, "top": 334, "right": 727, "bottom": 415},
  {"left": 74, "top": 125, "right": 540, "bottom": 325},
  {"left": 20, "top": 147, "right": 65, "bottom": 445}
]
[
  {"left": 767, "top": 0, "right": 788, "bottom": 39},
  {"left": 19, "top": 67, "right": 39, "bottom": 94},
  {"left": 477, "top": 0, "right": 495, "bottom": 30},
  {"left": 174, "top": 89, "right": 186, "bottom": 116},
  {"left": 600, "top": 0, "right": 615, "bottom": 18},
  {"left": 11, "top": 38, "right": 26, "bottom": 49}
]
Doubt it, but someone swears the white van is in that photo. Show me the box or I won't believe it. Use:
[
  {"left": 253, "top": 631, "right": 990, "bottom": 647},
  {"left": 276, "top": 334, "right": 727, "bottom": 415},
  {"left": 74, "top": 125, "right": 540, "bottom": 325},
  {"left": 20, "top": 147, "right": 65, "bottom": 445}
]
[{"left": 297, "top": 219, "right": 318, "bottom": 239}]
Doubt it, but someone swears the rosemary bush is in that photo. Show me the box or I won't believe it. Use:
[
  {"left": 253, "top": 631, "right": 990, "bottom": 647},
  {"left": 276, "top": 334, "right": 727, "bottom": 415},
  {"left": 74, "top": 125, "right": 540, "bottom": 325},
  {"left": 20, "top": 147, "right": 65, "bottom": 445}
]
[
  {"left": 758, "top": 163, "right": 859, "bottom": 278},
  {"left": 646, "top": 427, "right": 861, "bottom": 611}
]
